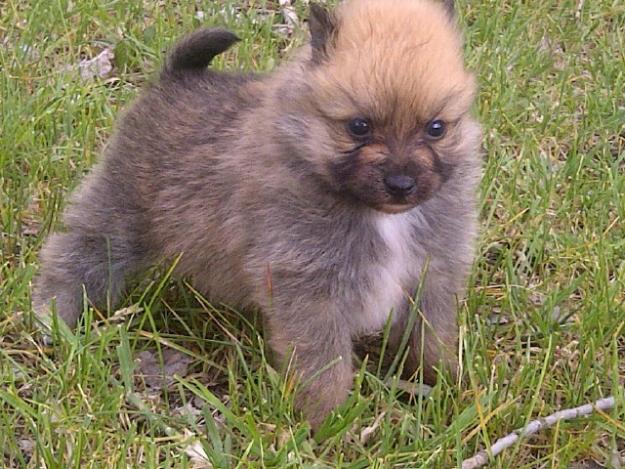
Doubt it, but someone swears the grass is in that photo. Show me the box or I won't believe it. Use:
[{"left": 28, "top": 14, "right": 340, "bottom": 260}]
[{"left": 1, "top": 0, "right": 624, "bottom": 467}]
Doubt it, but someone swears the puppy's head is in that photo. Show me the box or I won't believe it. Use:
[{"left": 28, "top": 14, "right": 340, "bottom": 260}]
[{"left": 273, "top": 0, "right": 480, "bottom": 213}]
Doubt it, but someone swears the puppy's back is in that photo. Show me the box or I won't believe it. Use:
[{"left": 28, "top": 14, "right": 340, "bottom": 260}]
[{"left": 33, "top": 28, "right": 259, "bottom": 326}]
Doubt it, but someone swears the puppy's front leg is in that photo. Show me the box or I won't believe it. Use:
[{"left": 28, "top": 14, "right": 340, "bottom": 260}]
[
  {"left": 392, "top": 276, "right": 460, "bottom": 384},
  {"left": 264, "top": 298, "right": 353, "bottom": 430}
]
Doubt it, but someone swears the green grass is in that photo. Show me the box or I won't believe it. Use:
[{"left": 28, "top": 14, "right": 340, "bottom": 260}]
[{"left": 1, "top": 0, "right": 624, "bottom": 467}]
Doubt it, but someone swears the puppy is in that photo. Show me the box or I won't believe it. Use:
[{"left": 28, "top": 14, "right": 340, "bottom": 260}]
[{"left": 33, "top": 0, "right": 481, "bottom": 429}]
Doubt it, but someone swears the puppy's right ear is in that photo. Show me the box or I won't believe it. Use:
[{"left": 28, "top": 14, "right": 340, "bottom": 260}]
[{"left": 308, "top": 3, "right": 337, "bottom": 63}]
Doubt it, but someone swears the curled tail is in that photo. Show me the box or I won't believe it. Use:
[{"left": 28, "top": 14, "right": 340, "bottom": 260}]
[{"left": 162, "top": 28, "right": 240, "bottom": 78}]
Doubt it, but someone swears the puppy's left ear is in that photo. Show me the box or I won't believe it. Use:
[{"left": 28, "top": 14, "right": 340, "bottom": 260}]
[
  {"left": 308, "top": 3, "right": 337, "bottom": 63},
  {"left": 442, "top": 0, "right": 456, "bottom": 19}
]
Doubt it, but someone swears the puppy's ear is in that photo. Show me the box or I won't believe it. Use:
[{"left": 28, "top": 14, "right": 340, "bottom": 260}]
[
  {"left": 442, "top": 0, "right": 456, "bottom": 19},
  {"left": 308, "top": 3, "right": 337, "bottom": 63}
]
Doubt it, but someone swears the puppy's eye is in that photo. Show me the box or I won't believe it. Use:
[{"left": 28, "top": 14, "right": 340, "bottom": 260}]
[
  {"left": 347, "top": 118, "right": 372, "bottom": 138},
  {"left": 426, "top": 120, "right": 446, "bottom": 139}
]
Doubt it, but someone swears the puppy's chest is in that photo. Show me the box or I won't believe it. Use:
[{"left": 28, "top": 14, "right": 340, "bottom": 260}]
[{"left": 356, "top": 214, "right": 421, "bottom": 333}]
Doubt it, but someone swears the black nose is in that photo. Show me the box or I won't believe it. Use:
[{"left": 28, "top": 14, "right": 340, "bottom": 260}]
[{"left": 384, "top": 174, "right": 416, "bottom": 197}]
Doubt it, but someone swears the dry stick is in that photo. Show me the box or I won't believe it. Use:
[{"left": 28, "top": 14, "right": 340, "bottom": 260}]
[{"left": 461, "top": 395, "right": 616, "bottom": 469}]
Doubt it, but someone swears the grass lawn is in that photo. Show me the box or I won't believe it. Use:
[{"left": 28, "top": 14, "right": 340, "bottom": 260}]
[{"left": 1, "top": 0, "right": 624, "bottom": 467}]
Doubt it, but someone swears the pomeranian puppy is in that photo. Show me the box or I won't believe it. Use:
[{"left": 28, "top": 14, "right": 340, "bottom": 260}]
[{"left": 33, "top": 0, "right": 481, "bottom": 429}]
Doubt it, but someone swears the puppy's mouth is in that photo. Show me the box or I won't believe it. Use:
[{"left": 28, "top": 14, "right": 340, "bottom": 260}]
[
  {"left": 374, "top": 173, "right": 428, "bottom": 213},
  {"left": 376, "top": 203, "right": 416, "bottom": 214},
  {"left": 373, "top": 181, "right": 440, "bottom": 213}
]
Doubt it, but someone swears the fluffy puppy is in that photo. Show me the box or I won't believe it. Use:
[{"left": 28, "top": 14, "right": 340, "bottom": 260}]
[{"left": 33, "top": 0, "right": 481, "bottom": 429}]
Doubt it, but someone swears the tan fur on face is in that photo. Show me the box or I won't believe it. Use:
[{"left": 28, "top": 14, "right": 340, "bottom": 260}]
[{"left": 311, "top": 0, "right": 475, "bottom": 134}]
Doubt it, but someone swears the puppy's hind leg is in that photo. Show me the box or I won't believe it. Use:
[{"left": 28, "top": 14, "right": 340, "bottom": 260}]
[
  {"left": 33, "top": 233, "right": 136, "bottom": 329},
  {"left": 32, "top": 174, "right": 150, "bottom": 330}
]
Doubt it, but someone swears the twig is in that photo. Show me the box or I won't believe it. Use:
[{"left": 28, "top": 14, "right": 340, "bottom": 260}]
[
  {"left": 279, "top": 0, "right": 299, "bottom": 32},
  {"left": 461, "top": 395, "right": 616, "bottom": 469}
]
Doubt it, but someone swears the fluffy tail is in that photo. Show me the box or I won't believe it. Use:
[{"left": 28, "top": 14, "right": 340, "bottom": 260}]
[{"left": 162, "top": 28, "right": 240, "bottom": 78}]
